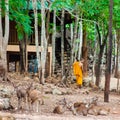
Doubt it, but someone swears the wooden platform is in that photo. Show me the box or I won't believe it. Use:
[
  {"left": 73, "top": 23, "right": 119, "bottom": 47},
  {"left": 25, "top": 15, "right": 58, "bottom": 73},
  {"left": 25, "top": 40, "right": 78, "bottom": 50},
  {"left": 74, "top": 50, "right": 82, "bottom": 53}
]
[{"left": 7, "top": 45, "right": 52, "bottom": 76}]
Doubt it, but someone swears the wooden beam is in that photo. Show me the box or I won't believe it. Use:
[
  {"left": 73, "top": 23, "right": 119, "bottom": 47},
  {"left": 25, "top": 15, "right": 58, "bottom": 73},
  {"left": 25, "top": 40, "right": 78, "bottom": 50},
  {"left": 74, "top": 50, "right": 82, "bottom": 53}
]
[{"left": 7, "top": 45, "right": 52, "bottom": 52}]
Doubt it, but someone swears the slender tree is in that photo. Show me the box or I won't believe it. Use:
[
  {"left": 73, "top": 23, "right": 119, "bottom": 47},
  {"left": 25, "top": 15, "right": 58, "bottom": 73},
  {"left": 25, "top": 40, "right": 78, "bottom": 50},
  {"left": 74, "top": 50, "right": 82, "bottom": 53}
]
[
  {"left": 40, "top": 0, "right": 47, "bottom": 84},
  {"left": 0, "top": 0, "right": 9, "bottom": 80},
  {"left": 95, "top": 24, "right": 108, "bottom": 87},
  {"left": 78, "top": 20, "right": 83, "bottom": 60},
  {"left": 114, "top": 29, "right": 120, "bottom": 77},
  {"left": 104, "top": 0, "right": 113, "bottom": 102},
  {"left": 61, "top": 9, "right": 65, "bottom": 77},
  {"left": 32, "top": 0, "right": 41, "bottom": 78},
  {"left": 52, "top": 10, "right": 56, "bottom": 75},
  {"left": 82, "top": 23, "right": 88, "bottom": 77}
]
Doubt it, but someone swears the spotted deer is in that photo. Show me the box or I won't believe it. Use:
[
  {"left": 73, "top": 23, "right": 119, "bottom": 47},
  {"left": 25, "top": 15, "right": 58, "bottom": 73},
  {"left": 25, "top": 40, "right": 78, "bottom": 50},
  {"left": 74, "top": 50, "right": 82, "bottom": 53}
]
[
  {"left": 11, "top": 82, "right": 32, "bottom": 110},
  {"left": 27, "top": 86, "right": 44, "bottom": 112}
]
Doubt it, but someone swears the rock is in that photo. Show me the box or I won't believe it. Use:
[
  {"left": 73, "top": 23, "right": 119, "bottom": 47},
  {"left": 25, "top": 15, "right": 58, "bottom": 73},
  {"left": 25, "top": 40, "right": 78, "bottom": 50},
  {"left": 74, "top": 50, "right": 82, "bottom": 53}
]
[
  {"left": 83, "top": 77, "right": 91, "bottom": 87},
  {"left": 0, "top": 88, "right": 13, "bottom": 98},
  {"left": 53, "top": 105, "right": 65, "bottom": 114},
  {"left": 52, "top": 88, "right": 62, "bottom": 95},
  {"left": 0, "top": 98, "right": 13, "bottom": 110},
  {"left": 0, "top": 115, "right": 15, "bottom": 120}
]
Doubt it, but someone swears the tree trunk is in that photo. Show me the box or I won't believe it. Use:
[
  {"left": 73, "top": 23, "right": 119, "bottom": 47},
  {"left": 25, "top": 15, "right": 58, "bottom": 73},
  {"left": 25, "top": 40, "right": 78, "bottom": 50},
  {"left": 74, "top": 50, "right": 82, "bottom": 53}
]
[
  {"left": 104, "top": 0, "right": 113, "bottom": 102},
  {"left": 32, "top": 0, "right": 41, "bottom": 79},
  {"left": 78, "top": 21, "right": 83, "bottom": 60},
  {"left": 61, "top": 9, "right": 65, "bottom": 77},
  {"left": 95, "top": 24, "right": 107, "bottom": 87},
  {"left": 45, "top": 2, "right": 50, "bottom": 77},
  {"left": 92, "top": 23, "right": 98, "bottom": 82},
  {"left": 73, "top": 15, "right": 79, "bottom": 61},
  {"left": 25, "top": 35, "right": 28, "bottom": 73},
  {"left": 82, "top": 24, "right": 88, "bottom": 77},
  {"left": 114, "top": 40, "right": 119, "bottom": 77},
  {"left": 70, "top": 24, "right": 73, "bottom": 65},
  {"left": 111, "top": 32, "right": 116, "bottom": 74},
  {"left": 52, "top": 10, "right": 56, "bottom": 75},
  {"left": 19, "top": 40, "right": 25, "bottom": 73},
  {"left": 25, "top": 0, "right": 30, "bottom": 74},
  {"left": 0, "top": 0, "right": 9, "bottom": 80},
  {"left": 95, "top": 44, "right": 105, "bottom": 86},
  {"left": 114, "top": 29, "right": 120, "bottom": 77},
  {"left": 71, "top": 14, "right": 79, "bottom": 65},
  {"left": 41, "top": 0, "right": 47, "bottom": 84}
]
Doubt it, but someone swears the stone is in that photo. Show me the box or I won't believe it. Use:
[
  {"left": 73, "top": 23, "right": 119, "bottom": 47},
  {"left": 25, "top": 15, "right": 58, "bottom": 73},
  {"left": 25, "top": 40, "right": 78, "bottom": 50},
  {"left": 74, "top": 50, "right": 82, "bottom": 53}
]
[
  {"left": 0, "top": 115, "right": 15, "bottom": 120},
  {"left": 52, "top": 88, "right": 62, "bottom": 95},
  {"left": 53, "top": 105, "right": 64, "bottom": 114},
  {"left": 0, "top": 98, "right": 12, "bottom": 110}
]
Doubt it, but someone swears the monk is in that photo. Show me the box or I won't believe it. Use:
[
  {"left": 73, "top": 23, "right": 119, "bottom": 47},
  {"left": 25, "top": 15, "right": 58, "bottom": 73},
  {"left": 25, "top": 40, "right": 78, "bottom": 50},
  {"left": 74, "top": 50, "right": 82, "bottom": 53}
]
[{"left": 73, "top": 58, "right": 84, "bottom": 88}]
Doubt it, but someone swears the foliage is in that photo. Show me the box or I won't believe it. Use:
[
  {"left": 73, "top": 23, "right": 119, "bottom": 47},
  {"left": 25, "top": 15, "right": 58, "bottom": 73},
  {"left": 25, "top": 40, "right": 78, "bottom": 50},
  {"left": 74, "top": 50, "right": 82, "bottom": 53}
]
[
  {"left": 87, "top": 23, "right": 95, "bottom": 48},
  {"left": 0, "top": 0, "right": 8, "bottom": 17},
  {"left": 51, "top": 0, "right": 109, "bottom": 33},
  {"left": 113, "top": 0, "right": 120, "bottom": 29},
  {"left": 9, "top": 0, "right": 32, "bottom": 40}
]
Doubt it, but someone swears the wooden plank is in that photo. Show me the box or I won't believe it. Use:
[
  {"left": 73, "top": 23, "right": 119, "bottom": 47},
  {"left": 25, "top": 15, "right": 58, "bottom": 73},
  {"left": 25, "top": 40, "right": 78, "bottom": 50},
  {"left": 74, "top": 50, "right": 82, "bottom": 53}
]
[{"left": 7, "top": 45, "right": 52, "bottom": 52}]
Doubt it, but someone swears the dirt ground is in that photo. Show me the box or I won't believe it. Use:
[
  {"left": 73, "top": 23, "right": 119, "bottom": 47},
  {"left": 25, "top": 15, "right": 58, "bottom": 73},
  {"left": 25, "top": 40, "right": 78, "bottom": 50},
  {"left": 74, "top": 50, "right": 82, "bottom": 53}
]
[{"left": 0, "top": 72, "right": 120, "bottom": 120}]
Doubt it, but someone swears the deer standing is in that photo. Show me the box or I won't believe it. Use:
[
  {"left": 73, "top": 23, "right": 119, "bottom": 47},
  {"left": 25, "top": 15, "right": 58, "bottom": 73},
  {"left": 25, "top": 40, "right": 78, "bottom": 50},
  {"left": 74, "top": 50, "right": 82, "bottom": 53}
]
[
  {"left": 27, "top": 86, "right": 44, "bottom": 112},
  {"left": 11, "top": 82, "right": 32, "bottom": 110}
]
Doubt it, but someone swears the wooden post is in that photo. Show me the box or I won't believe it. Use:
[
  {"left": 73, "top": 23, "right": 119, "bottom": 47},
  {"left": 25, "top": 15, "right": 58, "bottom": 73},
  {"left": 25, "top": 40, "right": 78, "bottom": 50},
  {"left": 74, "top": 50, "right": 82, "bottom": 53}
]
[
  {"left": 15, "top": 61, "right": 19, "bottom": 73},
  {"left": 50, "top": 51, "right": 52, "bottom": 77},
  {"left": 7, "top": 53, "right": 9, "bottom": 72}
]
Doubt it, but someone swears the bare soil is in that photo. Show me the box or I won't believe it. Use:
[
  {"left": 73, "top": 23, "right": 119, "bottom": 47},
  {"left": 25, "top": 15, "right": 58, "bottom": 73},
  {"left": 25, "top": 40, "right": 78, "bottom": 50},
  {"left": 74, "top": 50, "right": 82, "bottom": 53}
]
[{"left": 0, "top": 72, "right": 120, "bottom": 120}]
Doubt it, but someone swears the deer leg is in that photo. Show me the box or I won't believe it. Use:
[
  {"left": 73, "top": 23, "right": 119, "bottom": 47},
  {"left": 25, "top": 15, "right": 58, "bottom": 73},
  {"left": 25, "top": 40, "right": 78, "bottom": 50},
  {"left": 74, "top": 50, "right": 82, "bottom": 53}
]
[
  {"left": 18, "top": 98, "right": 21, "bottom": 110},
  {"left": 31, "top": 102, "right": 34, "bottom": 112},
  {"left": 36, "top": 101, "right": 39, "bottom": 113},
  {"left": 25, "top": 96, "right": 28, "bottom": 110},
  {"left": 28, "top": 100, "right": 31, "bottom": 111},
  {"left": 39, "top": 100, "right": 42, "bottom": 113},
  {"left": 21, "top": 98, "right": 24, "bottom": 109}
]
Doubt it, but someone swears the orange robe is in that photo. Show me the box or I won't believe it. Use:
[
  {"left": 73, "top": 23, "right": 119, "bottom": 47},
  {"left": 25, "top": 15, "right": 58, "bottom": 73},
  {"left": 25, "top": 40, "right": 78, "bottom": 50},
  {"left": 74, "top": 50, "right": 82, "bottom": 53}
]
[{"left": 73, "top": 61, "right": 83, "bottom": 85}]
